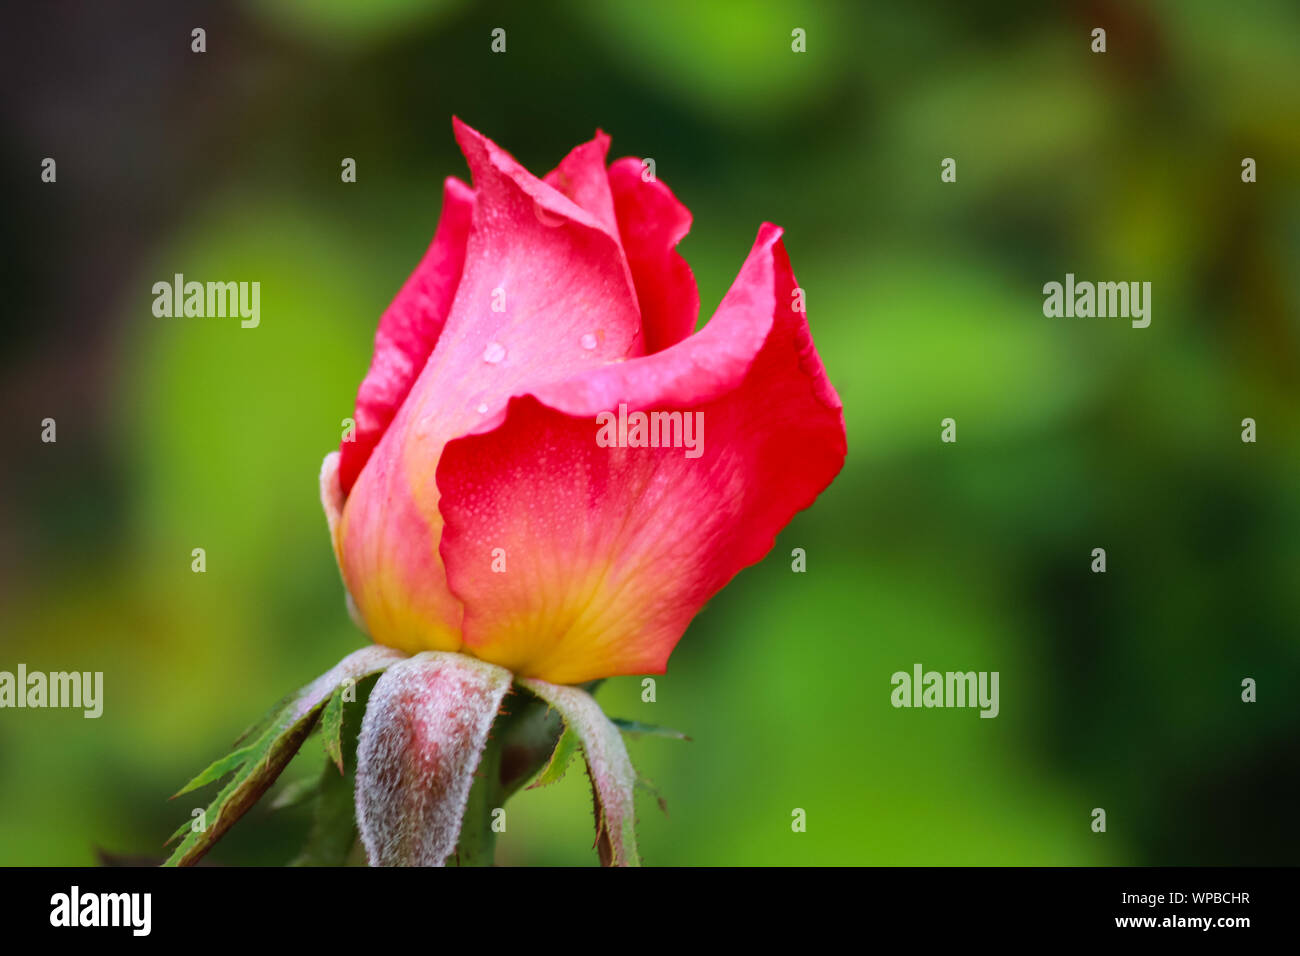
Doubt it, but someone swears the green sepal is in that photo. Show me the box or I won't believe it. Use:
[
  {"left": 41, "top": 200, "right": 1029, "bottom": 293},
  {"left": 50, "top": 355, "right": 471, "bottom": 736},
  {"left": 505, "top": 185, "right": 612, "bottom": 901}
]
[
  {"left": 291, "top": 674, "right": 377, "bottom": 866},
  {"left": 528, "top": 725, "right": 580, "bottom": 789},
  {"left": 171, "top": 743, "right": 259, "bottom": 798},
  {"left": 163, "top": 645, "right": 405, "bottom": 867},
  {"left": 518, "top": 678, "right": 641, "bottom": 867},
  {"left": 319, "top": 683, "right": 347, "bottom": 774}
]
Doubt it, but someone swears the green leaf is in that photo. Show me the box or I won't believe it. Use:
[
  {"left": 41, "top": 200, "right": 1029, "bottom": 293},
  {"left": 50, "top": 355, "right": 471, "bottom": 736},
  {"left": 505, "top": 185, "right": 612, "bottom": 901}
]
[
  {"left": 164, "top": 709, "right": 320, "bottom": 866},
  {"left": 291, "top": 674, "right": 376, "bottom": 866},
  {"left": 163, "top": 645, "right": 405, "bottom": 867},
  {"left": 528, "top": 726, "right": 580, "bottom": 789},
  {"left": 319, "top": 683, "right": 347, "bottom": 774},
  {"left": 518, "top": 678, "right": 641, "bottom": 867},
  {"left": 171, "top": 743, "right": 258, "bottom": 797},
  {"left": 610, "top": 718, "right": 692, "bottom": 741}
]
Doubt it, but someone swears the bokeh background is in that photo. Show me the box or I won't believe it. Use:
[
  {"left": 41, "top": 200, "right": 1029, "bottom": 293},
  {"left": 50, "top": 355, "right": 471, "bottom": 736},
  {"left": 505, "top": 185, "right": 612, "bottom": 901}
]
[{"left": 2, "top": 0, "right": 1297, "bottom": 865}]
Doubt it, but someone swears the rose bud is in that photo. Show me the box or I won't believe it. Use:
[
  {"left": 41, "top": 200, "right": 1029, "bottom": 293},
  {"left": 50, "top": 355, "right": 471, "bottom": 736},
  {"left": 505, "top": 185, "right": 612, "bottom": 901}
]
[{"left": 171, "top": 122, "right": 844, "bottom": 869}]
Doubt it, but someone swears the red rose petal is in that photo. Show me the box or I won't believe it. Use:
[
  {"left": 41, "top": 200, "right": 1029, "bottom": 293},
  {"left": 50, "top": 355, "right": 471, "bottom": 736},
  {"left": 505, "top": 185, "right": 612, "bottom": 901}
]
[{"left": 608, "top": 156, "right": 700, "bottom": 353}]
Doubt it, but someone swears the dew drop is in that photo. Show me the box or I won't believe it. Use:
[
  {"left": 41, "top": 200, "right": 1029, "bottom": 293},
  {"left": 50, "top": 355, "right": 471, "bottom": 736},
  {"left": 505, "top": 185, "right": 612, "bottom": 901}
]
[
  {"left": 476, "top": 403, "right": 488, "bottom": 414},
  {"left": 483, "top": 342, "right": 506, "bottom": 364},
  {"left": 580, "top": 332, "right": 598, "bottom": 351}
]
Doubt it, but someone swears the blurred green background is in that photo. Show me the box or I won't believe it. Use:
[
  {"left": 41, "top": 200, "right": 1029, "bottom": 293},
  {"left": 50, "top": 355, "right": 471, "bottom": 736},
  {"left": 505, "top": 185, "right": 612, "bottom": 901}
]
[{"left": 1, "top": 0, "right": 1297, "bottom": 865}]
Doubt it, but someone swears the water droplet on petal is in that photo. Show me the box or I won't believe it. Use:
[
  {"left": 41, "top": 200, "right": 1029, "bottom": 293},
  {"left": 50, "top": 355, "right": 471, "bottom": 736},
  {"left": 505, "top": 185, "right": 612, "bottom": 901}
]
[
  {"left": 476, "top": 403, "right": 488, "bottom": 414},
  {"left": 483, "top": 342, "right": 506, "bottom": 364},
  {"left": 580, "top": 333, "right": 598, "bottom": 351}
]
